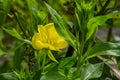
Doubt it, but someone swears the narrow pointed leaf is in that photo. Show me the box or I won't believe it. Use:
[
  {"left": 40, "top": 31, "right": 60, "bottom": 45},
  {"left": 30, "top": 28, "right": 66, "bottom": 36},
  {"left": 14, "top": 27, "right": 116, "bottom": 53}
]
[
  {"left": 85, "top": 42, "right": 120, "bottom": 60},
  {"left": 3, "top": 28, "right": 24, "bottom": 41},
  {"left": 48, "top": 51, "right": 58, "bottom": 63},
  {"left": 0, "top": 72, "right": 19, "bottom": 80},
  {"left": 13, "top": 42, "right": 26, "bottom": 70}
]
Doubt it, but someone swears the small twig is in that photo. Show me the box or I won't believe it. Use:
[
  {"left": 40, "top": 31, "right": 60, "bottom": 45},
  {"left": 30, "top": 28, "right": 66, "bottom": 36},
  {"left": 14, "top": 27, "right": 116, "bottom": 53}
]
[
  {"left": 96, "top": 0, "right": 111, "bottom": 15},
  {"left": 114, "top": 0, "right": 117, "bottom": 8},
  {"left": 98, "top": 56, "right": 120, "bottom": 79}
]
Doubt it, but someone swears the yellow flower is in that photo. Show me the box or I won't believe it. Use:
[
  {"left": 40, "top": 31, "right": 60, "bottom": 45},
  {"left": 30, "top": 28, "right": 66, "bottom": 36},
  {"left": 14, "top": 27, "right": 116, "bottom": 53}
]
[{"left": 32, "top": 23, "right": 68, "bottom": 51}]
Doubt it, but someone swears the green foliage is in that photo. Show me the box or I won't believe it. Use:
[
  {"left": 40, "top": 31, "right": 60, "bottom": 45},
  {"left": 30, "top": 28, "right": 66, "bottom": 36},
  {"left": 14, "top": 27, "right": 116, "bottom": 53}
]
[
  {"left": 0, "top": 72, "right": 19, "bottom": 80},
  {"left": 58, "top": 56, "right": 75, "bottom": 69},
  {"left": 45, "top": 3, "right": 77, "bottom": 48},
  {"left": 84, "top": 42, "right": 120, "bottom": 61},
  {"left": 85, "top": 42, "right": 120, "bottom": 60},
  {"left": 86, "top": 13, "right": 120, "bottom": 40},
  {"left": 3, "top": 28, "right": 24, "bottom": 41},
  {"left": 26, "top": 0, "right": 41, "bottom": 27},
  {"left": 86, "top": 14, "right": 112, "bottom": 40},
  {"left": 48, "top": 50, "right": 58, "bottom": 63},
  {"left": 13, "top": 42, "right": 26, "bottom": 70},
  {"left": 75, "top": 0, "right": 95, "bottom": 40},
  {"left": 80, "top": 63, "right": 104, "bottom": 80},
  {"left": 41, "top": 68, "right": 68, "bottom": 80},
  {"left": 0, "top": 0, "right": 11, "bottom": 26},
  {"left": 0, "top": 0, "right": 120, "bottom": 80}
]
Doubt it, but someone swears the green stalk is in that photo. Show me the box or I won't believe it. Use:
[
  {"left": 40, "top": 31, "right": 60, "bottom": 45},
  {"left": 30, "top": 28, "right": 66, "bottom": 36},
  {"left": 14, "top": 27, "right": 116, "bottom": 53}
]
[
  {"left": 42, "top": 49, "right": 47, "bottom": 73},
  {"left": 37, "top": 51, "right": 41, "bottom": 70},
  {"left": 12, "top": 11, "right": 27, "bottom": 38},
  {"left": 77, "top": 35, "right": 85, "bottom": 71}
]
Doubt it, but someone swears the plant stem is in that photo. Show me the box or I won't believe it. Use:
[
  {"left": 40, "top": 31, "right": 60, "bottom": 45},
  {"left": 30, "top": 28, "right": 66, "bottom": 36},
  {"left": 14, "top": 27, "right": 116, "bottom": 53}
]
[
  {"left": 106, "top": 19, "right": 113, "bottom": 42},
  {"left": 98, "top": 0, "right": 103, "bottom": 8},
  {"left": 42, "top": 50, "right": 47, "bottom": 73},
  {"left": 37, "top": 51, "right": 41, "bottom": 70},
  {"left": 107, "top": 26, "right": 112, "bottom": 42},
  {"left": 77, "top": 37, "right": 85, "bottom": 71},
  {"left": 12, "top": 10, "right": 27, "bottom": 38}
]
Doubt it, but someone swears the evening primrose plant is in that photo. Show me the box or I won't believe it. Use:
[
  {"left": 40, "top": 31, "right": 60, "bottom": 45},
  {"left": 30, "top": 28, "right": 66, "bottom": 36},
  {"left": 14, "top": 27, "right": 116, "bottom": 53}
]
[
  {"left": 44, "top": 1, "right": 120, "bottom": 80},
  {"left": 0, "top": 0, "right": 120, "bottom": 80},
  {"left": 32, "top": 23, "right": 68, "bottom": 63}
]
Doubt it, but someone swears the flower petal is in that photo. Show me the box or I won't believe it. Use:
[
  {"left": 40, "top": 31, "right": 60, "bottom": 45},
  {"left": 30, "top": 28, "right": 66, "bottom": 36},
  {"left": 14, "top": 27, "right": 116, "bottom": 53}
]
[
  {"left": 53, "top": 38, "right": 68, "bottom": 50},
  {"left": 47, "top": 44, "right": 56, "bottom": 50},
  {"left": 38, "top": 25, "right": 48, "bottom": 43},
  {"left": 44, "top": 23, "right": 59, "bottom": 40},
  {"left": 32, "top": 33, "right": 46, "bottom": 49},
  {"left": 44, "top": 23, "right": 68, "bottom": 49}
]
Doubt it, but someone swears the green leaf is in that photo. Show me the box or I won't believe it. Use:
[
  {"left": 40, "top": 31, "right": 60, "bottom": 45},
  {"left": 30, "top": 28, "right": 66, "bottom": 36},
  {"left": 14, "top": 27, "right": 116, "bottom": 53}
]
[
  {"left": 75, "top": 78, "right": 81, "bottom": 80},
  {"left": 80, "top": 63, "right": 104, "bottom": 80},
  {"left": 86, "top": 12, "right": 120, "bottom": 40},
  {"left": 26, "top": 0, "right": 37, "bottom": 13},
  {"left": 0, "top": 0, "right": 11, "bottom": 26},
  {"left": 75, "top": 0, "right": 95, "bottom": 39},
  {"left": 40, "top": 66, "right": 68, "bottom": 80},
  {"left": 58, "top": 56, "right": 75, "bottom": 69},
  {"left": 44, "top": 63, "right": 57, "bottom": 73},
  {"left": 3, "top": 28, "right": 24, "bottom": 41},
  {"left": 15, "top": 13, "right": 28, "bottom": 32},
  {"left": 0, "top": 48, "right": 5, "bottom": 58},
  {"left": 32, "top": 70, "right": 41, "bottom": 80},
  {"left": 0, "top": 72, "right": 19, "bottom": 80},
  {"left": 45, "top": 3, "right": 77, "bottom": 48},
  {"left": 48, "top": 50, "right": 58, "bottom": 63},
  {"left": 85, "top": 42, "right": 120, "bottom": 60},
  {"left": 0, "top": 12, "right": 6, "bottom": 26},
  {"left": 13, "top": 42, "right": 26, "bottom": 70},
  {"left": 58, "top": 57, "right": 76, "bottom": 78},
  {"left": 26, "top": 0, "right": 42, "bottom": 34},
  {"left": 86, "top": 14, "right": 112, "bottom": 40}
]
